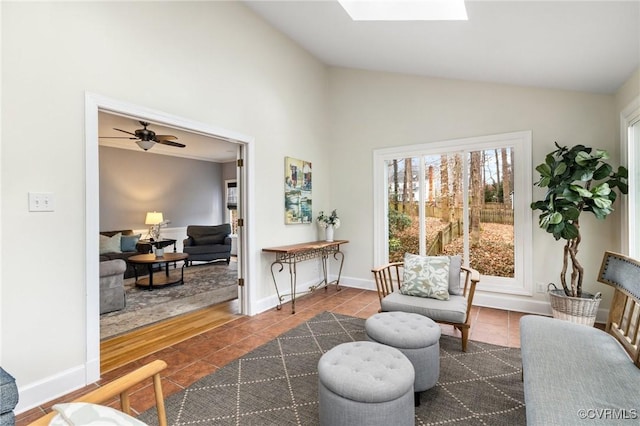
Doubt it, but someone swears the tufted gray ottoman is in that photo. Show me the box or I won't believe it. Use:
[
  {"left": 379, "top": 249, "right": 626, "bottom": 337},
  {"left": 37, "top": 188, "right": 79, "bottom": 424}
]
[
  {"left": 365, "top": 311, "right": 441, "bottom": 406},
  {"left": 317, "top": 341, "right": 415, "bottom": 426}
]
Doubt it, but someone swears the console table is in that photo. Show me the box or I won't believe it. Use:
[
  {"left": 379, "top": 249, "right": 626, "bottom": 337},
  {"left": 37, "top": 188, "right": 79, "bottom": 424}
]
[{"left": 262, "top": 240, "right": 348, "bottom": 314}]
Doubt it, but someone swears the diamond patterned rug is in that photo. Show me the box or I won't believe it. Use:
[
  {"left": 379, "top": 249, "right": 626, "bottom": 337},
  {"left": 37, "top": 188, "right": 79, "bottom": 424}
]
[{"left": 139, "top": 312, "right": 525, "bottom": 425}]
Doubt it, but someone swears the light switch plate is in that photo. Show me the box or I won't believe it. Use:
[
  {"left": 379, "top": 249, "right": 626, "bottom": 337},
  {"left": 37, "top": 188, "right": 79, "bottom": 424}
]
[{"left": 28, "top": 192, "right": 55, "bottom": 212}]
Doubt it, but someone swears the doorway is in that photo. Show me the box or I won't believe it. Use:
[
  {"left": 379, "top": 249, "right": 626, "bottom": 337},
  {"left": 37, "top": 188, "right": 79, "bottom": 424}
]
[
  {"left": 97, "top": 111, "right": 241, "bottom": 340},
  {"left": 85, "top": 93, "right": 254, "bottom": 382}
]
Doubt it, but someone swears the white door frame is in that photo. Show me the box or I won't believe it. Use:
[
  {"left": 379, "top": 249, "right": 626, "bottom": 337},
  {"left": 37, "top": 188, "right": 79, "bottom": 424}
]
[{"left": 84, "top": 92, "right": 255, "bottom": 382}]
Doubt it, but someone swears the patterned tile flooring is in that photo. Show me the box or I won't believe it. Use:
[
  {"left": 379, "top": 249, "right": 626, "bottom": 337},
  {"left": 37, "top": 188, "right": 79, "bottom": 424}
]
[{"left": 16, "top": 287, "right": 525, "bottom": 425}]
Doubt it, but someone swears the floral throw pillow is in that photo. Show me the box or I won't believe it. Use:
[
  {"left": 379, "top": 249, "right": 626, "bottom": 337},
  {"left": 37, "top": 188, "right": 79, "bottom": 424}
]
[{"left": 400, "top": 253, "right": 450, "bottom": 300}]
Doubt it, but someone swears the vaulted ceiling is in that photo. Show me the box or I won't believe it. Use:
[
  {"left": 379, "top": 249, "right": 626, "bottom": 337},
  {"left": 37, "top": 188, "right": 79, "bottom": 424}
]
[{"left": 245, "top": 0, "right": 640, "bottom": 94}]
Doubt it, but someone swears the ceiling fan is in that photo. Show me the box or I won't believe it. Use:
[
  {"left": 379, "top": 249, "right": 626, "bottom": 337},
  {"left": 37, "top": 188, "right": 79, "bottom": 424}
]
[{"left": 100, "top": 121, "right": 186, "bottom": 151}]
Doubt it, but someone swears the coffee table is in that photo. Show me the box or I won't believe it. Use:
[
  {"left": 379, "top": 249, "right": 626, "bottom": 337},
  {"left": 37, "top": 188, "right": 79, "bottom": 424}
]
[{"left": 128, "top": 252, "right": 189, "bottom": 290}]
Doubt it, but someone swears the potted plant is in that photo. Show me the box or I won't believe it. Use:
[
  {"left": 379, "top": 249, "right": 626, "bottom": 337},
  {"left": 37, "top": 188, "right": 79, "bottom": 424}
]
[
  {"left": 531, "top": 142, "right": 628, "bottom": 324},
  {"left": 317, "top": 209, "right": 340, "bottom": 242}
]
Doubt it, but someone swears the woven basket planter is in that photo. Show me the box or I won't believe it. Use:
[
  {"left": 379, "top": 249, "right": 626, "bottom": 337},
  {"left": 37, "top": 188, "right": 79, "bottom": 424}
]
[{"left": 548, "top": 284, "right": 601, "bottom": 327}]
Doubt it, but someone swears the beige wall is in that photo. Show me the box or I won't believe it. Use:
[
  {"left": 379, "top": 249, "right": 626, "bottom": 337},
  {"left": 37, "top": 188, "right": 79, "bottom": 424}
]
[
  {"left": 99, "top": 146, "right": 226, "bottom": 230},
  {"left": 1, "top": 1, "right": 329, "bottom": 409}
]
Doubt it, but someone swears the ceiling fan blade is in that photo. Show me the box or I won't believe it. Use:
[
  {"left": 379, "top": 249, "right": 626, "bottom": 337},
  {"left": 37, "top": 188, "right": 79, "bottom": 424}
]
[
  {"left": 113, "top": 127, "right": 137, "bottom": 136},
  {"left": 154, "top": 135, "right": 178, "bottom": 141},
  {"left": 157, "top": 139, "right": 186, "bottom": 148},
  {"left": 99, "top": 136, "right": 138, "bottom": 139}
]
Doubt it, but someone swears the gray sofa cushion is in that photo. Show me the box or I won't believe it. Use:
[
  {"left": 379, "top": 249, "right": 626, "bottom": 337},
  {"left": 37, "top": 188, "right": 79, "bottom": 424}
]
[
  {"left": 381, "top": 290, "right": 467, "bottom": 323},
  {"left": 520, "top": 315, "right": 640, "bottom": 425},
  {"left": 100, "top": 259, "right": 126, "bottom": 315}
]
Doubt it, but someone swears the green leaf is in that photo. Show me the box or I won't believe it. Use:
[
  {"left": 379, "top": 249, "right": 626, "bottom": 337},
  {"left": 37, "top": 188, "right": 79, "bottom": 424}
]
[
  {"left": 591, "top": 182, "right": 611, "bottom": 197},
  {"left": 617, "top": 166, "right": 628, "bottom": 178},
  {"left": 593, "top": 197, "right": 612, "bottom": 209},
  {"left": 545, "top": 154, "right": 555, "bottom": 166},
  {"left": 549, "top": 212, "right": 563, "bottom": 225},
  {"left": 552, "top": 222, "right": 565, "bottom": 235},
  {"left": 539, "top": 213, "right": 552, "bottom": 229},
  {"left": 591, "top": 206, "right": 612, "bottom": 220},
  {"left": 593, "top": 163, "right": 612, "bottom": 180},
  {"left": 617, "top": 182, "right": 629, "bottom": 194},
  {"left": 575, "top": 151, "right": 591, "bottom": 166},
  {"left": 561, "top": 223, "right": 579, "bottom": 240},
  {"left": 569, "top": 185, "right": 592, "bottom": 198},
  {"left": 562, "top": 188, "right": 582, "bottom": 202},
  {"left": 563, "top": 206, "right": 580, "bottom": 220},
  {"left": 553, "top": 162, "right": 567, "bottom": 176},
  {"left": 594, "top": 149, "right": 610, "bottom": 160},
  {"left": 535, "top": 163, "right": 552, "bottom": 177},
  {"left": 573, "top": 169, "right": 594, "bottom": 181},
  {"left": 535, "top": 176, "right": 550, "bottom": 187}
]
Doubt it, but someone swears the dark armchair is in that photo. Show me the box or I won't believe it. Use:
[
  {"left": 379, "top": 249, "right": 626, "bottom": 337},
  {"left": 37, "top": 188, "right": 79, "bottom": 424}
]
[{"left": 183, "top": 224, "right": 232, "bottom": 265}]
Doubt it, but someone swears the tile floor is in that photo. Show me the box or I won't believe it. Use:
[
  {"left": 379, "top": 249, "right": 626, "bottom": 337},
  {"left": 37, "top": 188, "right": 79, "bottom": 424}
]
[{"left": 16, "top": 287, "right": 526, "bottom": 425}]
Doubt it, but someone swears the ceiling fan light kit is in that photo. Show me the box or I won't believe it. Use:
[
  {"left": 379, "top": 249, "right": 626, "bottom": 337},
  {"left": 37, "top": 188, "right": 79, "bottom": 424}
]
[{"left": 136, "top": 140, "right": 155, "bottom": 151}]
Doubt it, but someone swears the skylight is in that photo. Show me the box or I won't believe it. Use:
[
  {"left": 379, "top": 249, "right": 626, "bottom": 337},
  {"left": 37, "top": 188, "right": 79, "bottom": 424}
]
[{"left": 338, "top": 0, "right": 468, "bottom": 21}]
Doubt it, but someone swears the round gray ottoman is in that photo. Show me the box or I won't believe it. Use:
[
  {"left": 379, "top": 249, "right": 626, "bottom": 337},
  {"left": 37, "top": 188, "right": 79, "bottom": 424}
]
[
  {"left": 365, "top": 311, "right": 441, "bottom": 405},
  {"left": 317, "top": 341, "right": 415, "bottom": 426}
]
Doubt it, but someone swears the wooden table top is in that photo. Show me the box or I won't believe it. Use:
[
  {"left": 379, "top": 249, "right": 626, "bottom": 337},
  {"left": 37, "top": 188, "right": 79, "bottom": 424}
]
[
  {"left": 128, "top": 252, "right": 189, "bottom": 264},
  {"left": 262, "top": 240, "right": 349, "bottom": 254}
]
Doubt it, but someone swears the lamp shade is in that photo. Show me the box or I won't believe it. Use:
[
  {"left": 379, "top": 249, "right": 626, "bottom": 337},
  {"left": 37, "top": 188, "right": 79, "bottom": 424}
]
[{"left": 145, "top": 211, "right": 163, "bottom": 225}]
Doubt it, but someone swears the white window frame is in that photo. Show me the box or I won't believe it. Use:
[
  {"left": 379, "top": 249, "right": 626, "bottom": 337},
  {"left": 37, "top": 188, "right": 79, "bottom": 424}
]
[
  {"left": 620, "top": 97, "right": 640, "bottom": 257},
  {"left": 373, "top": 130, "right": 533, "bottom": 296}
]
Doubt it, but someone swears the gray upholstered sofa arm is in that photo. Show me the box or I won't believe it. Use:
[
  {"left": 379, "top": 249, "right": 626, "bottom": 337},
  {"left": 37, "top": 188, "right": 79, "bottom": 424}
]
[
  {"left": 100, "top": 258, "right": 127, "bottom": 277},
  {"left": 99, "top": 259, "right": 126, "bottom": 314}
]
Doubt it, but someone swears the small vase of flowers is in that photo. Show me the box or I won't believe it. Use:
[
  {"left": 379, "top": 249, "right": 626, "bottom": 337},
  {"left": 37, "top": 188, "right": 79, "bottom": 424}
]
[{"left": 317, "top": 209, "right": 340, "bottom": 241}]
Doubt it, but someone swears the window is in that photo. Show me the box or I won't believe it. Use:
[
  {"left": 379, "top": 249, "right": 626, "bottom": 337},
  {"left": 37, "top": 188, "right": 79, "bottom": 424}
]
[
  {"left": 225, "top": 180, "right": 238, "bottom": 235},
  {"left": 621, "top": 100, "right": 640, "bottom": 257},
  {"left": 374, "top": 131, "right": 533, "bottom": 295}
]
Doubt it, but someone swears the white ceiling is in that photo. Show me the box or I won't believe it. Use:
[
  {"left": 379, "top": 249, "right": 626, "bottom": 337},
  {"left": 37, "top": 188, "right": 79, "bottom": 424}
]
[
  {"left": 245, "top": 0, "right": 640, "bottom": 94},
  {"left": 98, "top": 112, "right": 238, "bottom": 163}
]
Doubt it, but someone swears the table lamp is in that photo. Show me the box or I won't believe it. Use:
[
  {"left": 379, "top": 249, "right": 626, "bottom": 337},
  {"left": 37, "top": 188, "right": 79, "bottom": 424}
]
[{"left": 145, "top": 211, "right": 164, "bottom": 241}]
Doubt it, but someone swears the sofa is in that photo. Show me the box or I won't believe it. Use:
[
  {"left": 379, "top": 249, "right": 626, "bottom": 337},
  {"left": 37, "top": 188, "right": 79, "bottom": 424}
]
[
  {"left": 520, "top": 251, "right": 640, "bottom": 425},
  {"left": 183, "top": 224, "right": 232, "bottom": 265},
  {"left": 99, "top": 229, "right": 151, "bottom": 278},
  {"left": 100, "top": 259, "right": 127, "bottom": 314}
]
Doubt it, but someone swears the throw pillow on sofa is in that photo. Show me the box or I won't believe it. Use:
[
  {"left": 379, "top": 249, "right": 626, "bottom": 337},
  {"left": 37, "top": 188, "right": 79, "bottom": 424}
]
[
  {"left": 99, "top": 233, "right": 122, "bottom": 254},
  {"left": 120, "top": 234, "right": 141, "bottom": 252}
]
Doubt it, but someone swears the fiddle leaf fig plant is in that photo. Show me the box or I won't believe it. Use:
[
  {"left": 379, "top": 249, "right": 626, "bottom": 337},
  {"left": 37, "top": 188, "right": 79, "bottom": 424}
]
[{"left": 531, "top": 142, "right": 628, "bottom": 297}]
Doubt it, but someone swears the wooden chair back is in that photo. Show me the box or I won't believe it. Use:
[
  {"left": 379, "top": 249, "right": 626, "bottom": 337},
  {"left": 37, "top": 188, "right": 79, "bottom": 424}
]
[
  {"left": 28, "top": 360, "right": 168, "bottom": 426},
  {"left": 598, "top": 251, "right": 640, "bottom": 368}
]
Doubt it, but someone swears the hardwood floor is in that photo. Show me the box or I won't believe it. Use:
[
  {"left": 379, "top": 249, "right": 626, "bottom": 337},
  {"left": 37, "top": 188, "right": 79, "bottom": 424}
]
[{"left": 100, "top": 300, "right": 241, "bottom": 373}]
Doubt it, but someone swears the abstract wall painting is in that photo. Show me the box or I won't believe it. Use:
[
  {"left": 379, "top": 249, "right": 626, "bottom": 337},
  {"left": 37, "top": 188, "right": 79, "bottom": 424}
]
[{"left": 284, "top": 156, "right": 312, "bottom": 224}]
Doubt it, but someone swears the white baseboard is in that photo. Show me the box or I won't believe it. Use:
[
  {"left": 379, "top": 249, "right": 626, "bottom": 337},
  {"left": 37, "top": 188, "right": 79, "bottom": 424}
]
[{"left": 15, "top": 364, "right": 88, "bottom": 414}]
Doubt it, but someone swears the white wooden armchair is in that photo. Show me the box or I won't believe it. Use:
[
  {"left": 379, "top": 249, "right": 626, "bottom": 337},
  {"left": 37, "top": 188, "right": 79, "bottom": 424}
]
[
  {"left": 28, "top": 360, "right": 167, "bottom": 426},
  {"left": 372, "top": 262, "right": 480, "bottom": 352}
]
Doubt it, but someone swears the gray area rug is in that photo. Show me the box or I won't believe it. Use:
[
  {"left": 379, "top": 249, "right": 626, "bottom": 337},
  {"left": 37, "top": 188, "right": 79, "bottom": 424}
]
[
  {"left": 100, "top": 261, "right": 237, "bottom": 340},
  {"left": 139, "top": 312, "right": 525, "bottom": 425}
]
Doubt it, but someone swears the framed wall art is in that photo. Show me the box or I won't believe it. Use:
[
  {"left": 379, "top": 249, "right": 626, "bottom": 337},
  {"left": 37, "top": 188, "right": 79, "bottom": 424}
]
[{"left": 284, "top": 156, "right": 312, "bottom": 224}]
